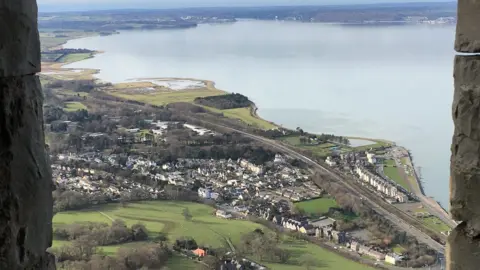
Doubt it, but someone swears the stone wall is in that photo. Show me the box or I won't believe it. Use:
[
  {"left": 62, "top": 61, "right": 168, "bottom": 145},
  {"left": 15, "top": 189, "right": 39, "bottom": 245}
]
[
  {"left": 0, "top": 1, "right": 55, "bottom": 269},
  {"left": 449, "top": 0, "right": 480, "bottom": 269}
]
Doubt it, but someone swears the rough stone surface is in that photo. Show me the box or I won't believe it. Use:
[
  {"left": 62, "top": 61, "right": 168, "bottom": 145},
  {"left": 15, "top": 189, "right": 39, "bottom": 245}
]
[
  {"left": 0, "top": 0, "right": 41, "bottom": 77},
  {"left": 451, "top": 55, "right": 480, "bottom": 230},
  {"left": 447, "top": 222, "right": 480, "bottom": 270},
  {"left": 455, "top": 0, "right": 480, "bottom": 52},
  {"left": 0, "top": 75, "right": 54, "bottom": 269}
]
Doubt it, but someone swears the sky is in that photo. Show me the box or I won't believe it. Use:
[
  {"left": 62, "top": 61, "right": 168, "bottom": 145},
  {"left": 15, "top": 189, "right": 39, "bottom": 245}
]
[{"left": 38, "top": 0, "right": 454, "bottom": 12}]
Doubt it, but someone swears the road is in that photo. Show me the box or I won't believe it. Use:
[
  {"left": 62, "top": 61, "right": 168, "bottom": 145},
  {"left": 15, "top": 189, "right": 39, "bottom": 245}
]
[
  {"left": 391, "top": 147, "right": 457, "bottom": 229},
  {"left": 198, "top": 120, "right": 445, "bottom": 254}
]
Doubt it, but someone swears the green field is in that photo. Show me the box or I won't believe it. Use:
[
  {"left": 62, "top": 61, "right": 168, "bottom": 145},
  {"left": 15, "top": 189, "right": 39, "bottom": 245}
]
[
  {"left": 111, "top": 90, "right": 276, "bottom": 130},
  {"left": 207, "top": 106, "right": 277, "bottom": 130},
  {"left": 383, "top": 159, "right": 396, "bottom": 167},
  {"left": 39, "top": 31, "right": 98, "bottom": 51},
  {"left": 419, "top": 216, "right": 451, "bottom": 234},
  {"left": 64, "top": 102, "right": 87, "bottom": 112},
  {"left": 277, "top": 135, "right": 343, "bottom": 157},
  {"left": 41, "top": 53, "right": 63, "bottom": 62},
  {"left": 295, "top": 198, "right": 339, "bottom": 216},
  {"left": 111, "top": 89, "right": 223, "bottom": 106},
  {"left": 383, "top": 166, "right": 410, "bottom": 191},
  {"left": 53, "top": 201, "right": 372, "bottom": 270},
  {"left": 392, "top": 244, "right": 407, "bottom": 255},
  {"left": 58, "top": 53, "right": 93, "bottom": 63},
  {"left": 60, "top": 90, "right": 90, "bottom": 97}
]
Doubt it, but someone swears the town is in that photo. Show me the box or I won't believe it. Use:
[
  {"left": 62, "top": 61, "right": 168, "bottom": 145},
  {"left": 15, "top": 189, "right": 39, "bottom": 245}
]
[{"left": 49, "top": 111, "right": 437, "bottom": 269}]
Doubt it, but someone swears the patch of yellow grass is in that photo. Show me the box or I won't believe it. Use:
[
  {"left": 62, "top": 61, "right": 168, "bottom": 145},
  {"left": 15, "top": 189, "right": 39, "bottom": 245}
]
[
  {"left": 113, "top": 82, "right": 158, "bottom": 89},
  {"left": 222, "top": 107, "right": 277, "bottom": 130},
  {"left": 65, "top": 102, "right": 87, "bottom": 112}
]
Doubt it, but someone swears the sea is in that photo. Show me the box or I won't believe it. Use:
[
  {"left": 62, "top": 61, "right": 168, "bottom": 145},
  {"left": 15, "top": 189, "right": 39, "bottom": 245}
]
[{"left": 63, "top": 20, "right": 456, "bottom": 207}]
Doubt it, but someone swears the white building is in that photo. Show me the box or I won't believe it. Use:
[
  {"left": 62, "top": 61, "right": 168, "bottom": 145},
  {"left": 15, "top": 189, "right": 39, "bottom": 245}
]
[
  {"left": 366, "top": 152, "right": 376, "bottom": 164},
  {"left": 385, "top": 254, "right": 404, "bottom": 265},
  {"left": 216, "top": 210, "right": 232, "bottom": 219},
  {"left": 239, "top": 159, "right": 264, "bottom": 175},
  {"left": 198, "top": 187, "right": 211, "bottom": 199},
  {"left": 355, "top": 165, "right": 408, "bottom": 203},
  {"left": 325, "top": 156, "right": 337, "bottom": 167}
]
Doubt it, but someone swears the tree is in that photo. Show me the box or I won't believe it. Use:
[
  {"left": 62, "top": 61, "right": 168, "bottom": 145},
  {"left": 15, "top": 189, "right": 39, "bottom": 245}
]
[
  {"left": 198, "top": 255, "right": 221, "bottom": 270},
  {"left": 300, "top": 254, "right": 319, "bottom": 270},
  {"left": 131, "top": 223, "right": 149, "bottom": 241},
  {"left": 182, "top": 207, "right": 193, "bottom": 221}
]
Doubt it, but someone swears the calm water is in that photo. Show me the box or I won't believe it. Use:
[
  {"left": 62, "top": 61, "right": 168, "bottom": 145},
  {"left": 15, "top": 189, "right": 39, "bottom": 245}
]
[{"left": 64, "top": 20, "right": 455, "bottom": 207}]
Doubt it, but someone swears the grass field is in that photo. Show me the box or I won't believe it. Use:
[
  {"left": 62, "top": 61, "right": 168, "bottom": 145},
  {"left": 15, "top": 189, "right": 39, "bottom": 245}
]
[
  {"left": 39, "top": 31, "right": 98, "bottom": 51},
  {"left": 110, "top": 88, "right": 276, "bottom": 130},
  {"left": 419, "top": 216, "right": 451, "bottom": 234},
  {"left": 53, "top": 201, "right": 372, "bottom": 270},
  {"left": 295, "top": 198, "right": 339, "bottom": 216},
  {"left": 383, "top": 167, "right": 410, "bottom": 191},
  {"left": 60, "top": 90, "right": 90, "bottom": 97},
  {"left": 354, "top": 143, "right": 387, "bottom": 151},
  {"left": 383, "top": 159, "right": 396, "bottom": 167},
  {"left": 392, "top": 244, "right": 407, "bottom": 255},
  {"left": 58, "top": 53, "right": 93, "bottom": 63},
  {"left": 110, "top": 88, "right": 223, "bottom": 106},
  {"left": 206, "top": 106, "right": 277, "bottom": 130},
  {"left": 64, "top": 102, "right": 87, "bottom": 112}
]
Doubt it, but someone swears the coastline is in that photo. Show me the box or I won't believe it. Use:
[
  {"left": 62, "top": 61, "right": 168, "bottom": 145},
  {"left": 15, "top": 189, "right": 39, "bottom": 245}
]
[{"left": 43, "top": 31, "right": 448, "bottom": 209}]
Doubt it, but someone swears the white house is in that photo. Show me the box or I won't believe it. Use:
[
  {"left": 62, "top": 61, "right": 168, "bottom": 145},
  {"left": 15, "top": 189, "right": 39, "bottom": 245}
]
[
  {"left": 216, "top": 210, "right": 232, "bottom": 219},
  {"left": 325, "top": 156, "right": 337, "bottom": 167},
  {"left": 385, "top": 254, "right": 404, "bottom": 265},
  {"left": 198, "top": 187, "right": 211, "bottom": 199},
  {"left": 366, "top": 152, "right": 377, "bottom": 164}
]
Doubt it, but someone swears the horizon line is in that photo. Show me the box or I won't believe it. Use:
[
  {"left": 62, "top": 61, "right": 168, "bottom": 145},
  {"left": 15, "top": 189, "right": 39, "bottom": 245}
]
[{"left": 38, "top": 1, "right": 456, "bottom": 13}]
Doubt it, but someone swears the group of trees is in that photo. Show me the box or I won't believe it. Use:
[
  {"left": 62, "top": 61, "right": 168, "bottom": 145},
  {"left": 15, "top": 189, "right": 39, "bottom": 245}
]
[
  {"left": 45, "top": 79, "right": 97, "bottom": 93},
  {"left": 43, "top": 48, "right": 94, "bottom": 54},
  {"left": 52, "top": 220, "right": 168, "bottom": 270},
  {"left": 194, "top": 93, "right": 252, "bottom": 110},
  {"left": 294, "top": 128, "right": 350, "bottom": 146},
  {"left": 237, "top": 229, "right": 290, "bottom": 264},
  {"left": 53, "top": 190, "right": 103, "bottom": 213},
  {"left": 55, "top": 242, "right": 171, "bottom": 270},
  {"left": 54, "top": 220, "right": 148, "bottom": 247}
]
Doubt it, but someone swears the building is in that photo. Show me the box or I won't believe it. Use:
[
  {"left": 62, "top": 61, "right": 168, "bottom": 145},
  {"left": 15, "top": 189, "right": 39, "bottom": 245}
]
[
  {"left": 193, "top": 248, "right": 206, "bottom": 257},
  {"left": 198, "top": 187, "right": 211, "bottom": 199},
  {"left": 216, "top": 210, "right": 232, "bottom": 219},
  {"left": 350, "top": 241, "right": 360, "bottom": 252},
  {"left": 310, "top": 216, "right": 336, "bottom": 230},
  {"left": 385, "top": 254, "right": 404, "bottom": 265},
  {"left": 299, "top": 224, "right": 315, "bottom": 235},
  {"left": 239, "top": 159, "right": 264, "bottom": 175},
  {"left": 325, "top": 156, "right": 337, "bottom": 167},
  {"left": 355, "top": 165, "right": 408, "bottom": 203},
  {"left": 358, "top": 245, "right": 386, "bottom": 261},
  {"left": 366, "top": 152, "right": 376, "bottom": 164}
]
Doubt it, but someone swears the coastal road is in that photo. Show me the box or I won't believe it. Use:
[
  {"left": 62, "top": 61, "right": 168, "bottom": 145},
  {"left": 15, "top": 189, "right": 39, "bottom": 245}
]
[
  {"left": 195, "top": 119, "right": 445, "bottom": 254},
  {"left": 391, "top": 147, "right": 457, "bottom": 229}
]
